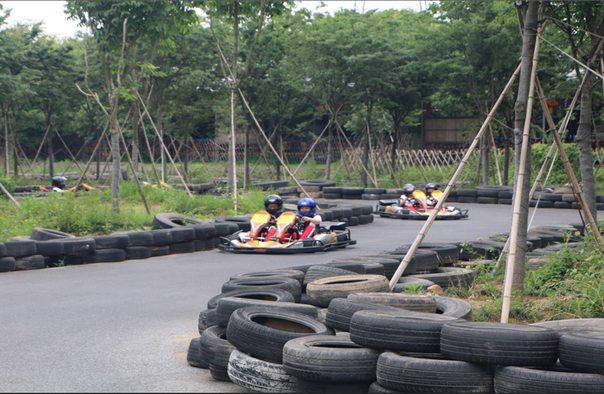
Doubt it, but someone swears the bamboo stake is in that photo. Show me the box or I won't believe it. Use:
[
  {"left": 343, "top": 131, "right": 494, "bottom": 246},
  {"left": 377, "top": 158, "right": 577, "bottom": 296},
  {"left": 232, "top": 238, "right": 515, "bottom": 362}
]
[
  {"left": 535, "top": 78, "right": 602, "bottom": 243},
  {"left": 332, "top": 118, "right": 379, "bottom": 187},
  {"left": 24, "top": 122, "right": 52, "bottom": 175},
  {"left": 389, "top": 62, "right": 522, "bottom": 291},
  {"left": 139, "top": 114, "right": 163, "bottom": 185},
  {"left": 117, "top": 125, "right": 151, "bottom": 214},
  {"left": 237, "top": 87, "right": 312, "bottom": 198},
  {"left": 188, "top": 136, "right": 218, "bottom": 185},
  {"left": 136, "top": 91, "right": 192, "bottom": 197},
  {"left": 55, "top": 128, "right": 88, "bottom": 176},
  {"left": 495, "top": 71, "right": 586, "bottom": 268},
  {"left": 0, "top": 180, "right": 19, "bottom": 206},
  {"left": 367, "top": 122, "right": 379, "bottom": 187},
  {"left": 488, "top": 123, "right": 503, "bottom": 185},
  {"left": 501, "top": 19, "right": 544, "bottom": 324},
  {"left": 293, "top": 119, "right": 331, "bottom": 175}
]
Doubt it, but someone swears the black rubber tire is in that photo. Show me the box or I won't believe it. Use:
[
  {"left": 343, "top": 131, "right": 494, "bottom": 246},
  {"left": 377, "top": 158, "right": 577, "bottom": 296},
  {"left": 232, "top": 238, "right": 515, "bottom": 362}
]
[
  {"left": 530, "top": 200, "right": 554, "bottom": 208},
  {"left": 362, "top": 193, "right": 382, "bottom": 200},
  {"left": 215, "top": 297, "right": 317, "bottom": 327},
  {"left": 457, "top": 241, "right": 504, "bottom": 260},
  {"left": 347, "top": 216, "right": 360, "bottom": 226},
  {"left": 283, "top": 335, "right": 381, "bottom": 383},
  {"left": 406, "top": 267, "right": 475, "bottom": 290},
  {"left": 498, "top": 198, "right": 513, "bottom": 205},
  {"left": 323, "top": 187, "right": 342, "bottom": 194},
  {"left": 169, "top": 227, "right": 196, "bottom": 243},
  {"left": 458, "top": 196, "right": 478, "bottom": 203},
  {"left": 323, "top": 193, "right": 342, "bottom": 199},
  {"left": 477, "top": 196, "right": 498, "bottom": 204},
  {"left": 350, "top": 309, "right": 463, "bottom": 352},
  {"left": 559, "top": 331, "right": 604, "bottom": 374},
  {"left": 169, "top": 242, "right": 196, "bottom": 254},
  {"left": 326, "top": 299, "right": 404, "bottom": 332},
  {"left": 191, "top": 224, "right": 217, "bottom": 240},
  {"left": 214, "top": 222, "right": 235, "bottom": 237},
  {"left": 306, "top": 275, "right": 390, "bottom": 307},
  {"left": 361, "top": 262, "right": 385, "bottom": 276},
  {"left": 440, "top": 322, "right": 558, "bottom": 366},
  {"left": 193, "top": 239, "right": 214, "bottom": 252},
  {"left": 284, "top": 264, "right": 316, "bottom": 275},
  {"left": 63, "top": 255, "right": 84, "bottom": 265},
  {"left": 0, "top": 256, "right": 16, "bottom": 272},
  {"left": 34, "top": 240, "right": 65, "bottom": 256},
  {"left": 530, "top": 318, "right": 604, "bottom": 335},
  {"left": 198, "top": 309, "right": 218, "bottom": 334},
  {"left": 347, "top": 293, "right": 436, "bottom": 313},
  {"left": 187, "top": 337, "right": 209, "bottom": 369},
  {"left": 150, "top": 245, "right": 171, "bottom": 256},
  {"left": 0, "top": 242, "right": 6, "bottom": 257},
  {"left": 303, "top": 265, "right": 358, "bottom": 286},
  {"left": 388, "top": 248, "right": 440, "bottom": 272},
  {"left": 152, "top": 213, "right": 206, "bottom": 230},
  {"left": 115, "top": 231, "right": 155, "bottom": 247},
  {"left": 376, "top": 352, "right": 494, "bottom": 393},
  {"left": 324, "top": 261, "right": 367, "bottom": 274},
  {"left": 226, "top": 306, "right": 334, "bottom": 363},
  {"left": 4, "top": 241, "right": 37, "bottom": 258},
  {"left": 215, "top": 216, "right": 252, "bottom": 233},
  {"left": 434, "top": 296, "right": 473, "bottom": 321},
  {"left": 554, "top": 201, "right": 572, "bottom": 209},
  {"left": 353, "top": 255, "right": 416, "bottom": 278},
  {"left": 199, "top": 325, "right": 235, "bottom": 379},
  {"left": 208, "top": 288, "right": 297, "bottom": 310},
  {"left": 230, "top": 269, "right": 305, "bottom": 287},
  {"left": 227, "top": 349, "right": 297, "bottom": 392},
  {"left": 296, "top": 378, "right": 370, "bottom": 393},
  {"left": 320, "top": 210, "right": 334, "bottom": 221},
  {"left": 498, "top": 191, "right": 514, "bottom": 199},
  {"left": 341, "top": 187, "right": 365, "bottom": 196},
  {"left": 221, "top": 278, "right": 302, "bottom": 303},
  {"left": 30, "top": 228, "right": 75, "bottom": 241},
  {"left": 84, "top": 248, "right": 126, "bottom": 263},
  {"left": 125, "top": 246, "right": 152, "bottom": 260},
  {"left": 457, "top": 189, "right": 478, "bottom": 197},
  {"left": 61, "top": 238, "right": 96, "bottom": 255},
  {"left": 368, "top": 381, "right": 397, "bottom": 393},
  {"left": 14, "top": 254, "right": 45, "bottom": 270},
  {"left": 476, "top": 190, "right": 499, "bottom": 198},
  {"left": 399, "top": 243, "right": 459, "bottom": 266},
  {"left": 494, "top": 364, "right": 604, "bottom": 393},
  {"left": 93, "top": 235, "right": 130, "bottom": 250}
]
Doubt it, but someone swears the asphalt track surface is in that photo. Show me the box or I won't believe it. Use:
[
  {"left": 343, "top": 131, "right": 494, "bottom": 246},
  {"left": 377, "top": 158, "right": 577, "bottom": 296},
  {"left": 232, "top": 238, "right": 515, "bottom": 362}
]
[{"left": 0, "top": 202, "right": 585, "bottom": 392}]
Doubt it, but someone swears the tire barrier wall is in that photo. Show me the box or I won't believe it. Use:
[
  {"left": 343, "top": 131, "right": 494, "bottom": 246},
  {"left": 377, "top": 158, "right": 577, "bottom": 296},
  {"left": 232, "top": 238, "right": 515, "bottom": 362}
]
[
  {"left": 187, "top": 228, "right": 602, "bottom": 392},
  {"left": 0, "top": 201, "right": 376, "bottom": 273}
]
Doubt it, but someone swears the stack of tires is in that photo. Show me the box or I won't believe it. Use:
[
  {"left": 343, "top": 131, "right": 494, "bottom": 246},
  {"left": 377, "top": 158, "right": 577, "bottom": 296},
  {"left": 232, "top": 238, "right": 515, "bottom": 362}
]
[
  {"left": 189, "top": 252, "right": 604, "bottom": 393},
  {"left": 320, "top": 204, "right": 374, "bottom": 226}
]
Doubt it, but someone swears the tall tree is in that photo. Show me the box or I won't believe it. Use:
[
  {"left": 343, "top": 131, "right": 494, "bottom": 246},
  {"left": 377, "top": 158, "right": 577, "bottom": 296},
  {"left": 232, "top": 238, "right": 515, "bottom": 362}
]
[{"left": 66, "top": 1, "right": 198, "bottom": 211}]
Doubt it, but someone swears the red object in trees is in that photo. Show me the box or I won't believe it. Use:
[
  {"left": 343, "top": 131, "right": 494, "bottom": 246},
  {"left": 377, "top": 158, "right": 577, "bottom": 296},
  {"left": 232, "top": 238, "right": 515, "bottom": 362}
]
[{"left": 546, "top": 100, "right": 559, "bottom": 108}]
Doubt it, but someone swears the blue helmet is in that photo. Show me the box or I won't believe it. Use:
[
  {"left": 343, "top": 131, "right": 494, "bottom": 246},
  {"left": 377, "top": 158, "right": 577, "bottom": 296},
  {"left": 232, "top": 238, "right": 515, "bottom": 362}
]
[{"left": 297, "top": 198, "right": 317, "bottom": 217}]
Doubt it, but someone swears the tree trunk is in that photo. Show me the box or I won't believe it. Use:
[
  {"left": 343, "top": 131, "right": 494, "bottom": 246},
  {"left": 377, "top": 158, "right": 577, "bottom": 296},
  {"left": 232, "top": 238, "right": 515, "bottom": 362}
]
[
  {"left": 576, "top": 71, "right": 597, "bottom": 220},
  {"left": 361, "top": 126, "right": 370, "bottom": 188},
  {"left": 157, "top": 106, "right": 166, "bottom": 182},
  {"left": 131, "top": 101, "right": 140, "bottom": 175},
  {"left": 96, "top": 138, "right": 101, "bottom": 180},
  {"left": 4, "top": 109, "right": 9, "bottom": 177},
  {"left": 11, "top": 124, "right": 18, "bottom": 178},
  {"left": 324, "top": 119, "right": 333, "bottom": 180},
  {"left": 390, "top": 127, "right": 399, "bottom": 181},
  {"left": 503, "top": 136, "right": 510, "bottom": 186},
  {"left": 183, "top": 140, "right": 189, "bottom": 182},
  {"left": 47, "top": 128, "right": 54, "bottom": 178},
  {"left": 481, "top": 133, "right": 489, "bottom": 185},
  {"left": 244, "top": 124, "right": 250, "bottom": 188},
  {"left": 277, "top": 123, "right": 283, "bottom": 180},
  {"left": 511, "top": 0, "right": 539, "bottom": 290},
  {"left": 110, "top": 95, "right": 121, "bottom": 212}
]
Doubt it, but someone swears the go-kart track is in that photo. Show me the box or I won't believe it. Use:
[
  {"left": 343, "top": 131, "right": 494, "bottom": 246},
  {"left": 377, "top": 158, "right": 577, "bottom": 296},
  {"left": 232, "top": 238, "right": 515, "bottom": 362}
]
[{"left": 0, "top": 202, "right": 586, "bottom": 392}]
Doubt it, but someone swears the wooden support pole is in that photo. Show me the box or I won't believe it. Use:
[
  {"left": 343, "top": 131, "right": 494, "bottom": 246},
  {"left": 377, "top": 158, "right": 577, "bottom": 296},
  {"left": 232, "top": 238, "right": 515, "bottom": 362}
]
[
  {"left": 332, "top": 118, "right": 379, "bottom": 187},
  {"left": 237, "top": 87, "right": 312, "bottom": 198},
  {"left": 117, "top": 126, "right": 151, "bottom": 214},
  {"left": 389, "top": 63, "right": 522, "bottom": 291},
  {"left": 0, "top": 180, "right": 19, "bottom": 206},
  {"left": 535, "top": 78, "right": 603, "bottom": 243},
  {"left": 293, "top": 119, "right": 331, "bottom": 175},
  {"left": 136, "top": 91, "right": 193, "bottom": 197}
]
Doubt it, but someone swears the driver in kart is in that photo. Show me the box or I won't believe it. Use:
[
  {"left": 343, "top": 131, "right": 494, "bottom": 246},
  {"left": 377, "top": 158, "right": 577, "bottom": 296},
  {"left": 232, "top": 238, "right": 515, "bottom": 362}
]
[
  {"left": 296, "top": 198, "right": 322, "bottom": 240},
  {"left": 425, "top": 183, "right": 440, "bottom": 209},
  {"left": 263, "top": 195, "right": 284, "bottom": 240},
  {"left": 51, "top": 176, "right": 67, "bottom": 193},
  {"left": 398, "top": 184, "right": 422, "bottom": 210}
]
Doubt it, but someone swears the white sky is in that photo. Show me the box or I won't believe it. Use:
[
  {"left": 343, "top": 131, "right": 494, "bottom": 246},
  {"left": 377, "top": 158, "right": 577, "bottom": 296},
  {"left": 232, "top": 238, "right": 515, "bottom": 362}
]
[{"left": 1, "top": 1, "right": 432, "bottom": 38}]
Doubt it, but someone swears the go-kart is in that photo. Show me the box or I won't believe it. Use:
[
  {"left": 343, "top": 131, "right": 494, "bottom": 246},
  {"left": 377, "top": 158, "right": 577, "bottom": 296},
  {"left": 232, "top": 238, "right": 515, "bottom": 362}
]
[
  {"left": 218, "top": 211, "right": 357, "bottom": 254},
  {"left": 374, "top": 190, "right": 469, "bottom": 220}
]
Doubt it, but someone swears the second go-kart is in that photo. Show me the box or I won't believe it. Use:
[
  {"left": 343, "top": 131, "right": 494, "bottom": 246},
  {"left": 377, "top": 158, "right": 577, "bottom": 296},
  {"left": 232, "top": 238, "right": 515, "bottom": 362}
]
[
  {"left": 375, "top": 190, "right": 469, "bottom": 220},
  {"left": 218, "top": 211, "right": 357, "bottom": 254}
]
